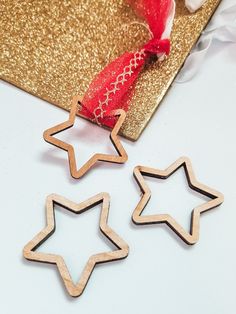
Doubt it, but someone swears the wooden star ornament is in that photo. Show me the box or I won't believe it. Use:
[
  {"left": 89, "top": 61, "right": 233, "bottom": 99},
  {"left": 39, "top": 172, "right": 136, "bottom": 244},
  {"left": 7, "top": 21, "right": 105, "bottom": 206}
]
[
  {"left": 43, "top": 95, "right": 128, "bottom": 179},
  {"left": 23, "top": 193, "right": 129, "bottom": 297},
  {"left": 132, "top": 157, "right": 224, "bottom": 245}
]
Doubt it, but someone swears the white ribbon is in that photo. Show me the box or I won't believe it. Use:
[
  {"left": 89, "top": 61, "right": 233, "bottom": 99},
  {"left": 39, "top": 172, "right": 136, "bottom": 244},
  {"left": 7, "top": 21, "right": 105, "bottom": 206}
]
[
  {"left": 176, "top": 3, "right": 236, "bottom": 83},
  {"left": 185, "top": 0, "right": 207, "bottom": 13}
]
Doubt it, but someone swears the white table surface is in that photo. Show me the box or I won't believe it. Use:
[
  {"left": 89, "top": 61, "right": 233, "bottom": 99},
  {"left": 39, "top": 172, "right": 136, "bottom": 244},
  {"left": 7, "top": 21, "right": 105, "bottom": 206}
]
[{"left": 0, "top": 1, "right": 235, "bottom": 313}]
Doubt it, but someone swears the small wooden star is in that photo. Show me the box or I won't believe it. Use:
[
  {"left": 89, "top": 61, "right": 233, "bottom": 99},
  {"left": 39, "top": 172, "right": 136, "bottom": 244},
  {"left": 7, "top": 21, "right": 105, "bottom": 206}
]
[
  {"left": 43, "top": 95, "right": 128, "bottom": 179},
  {"left": 132, "top": 157, "right": 224, "bottom": 245},
  {"left": 23, "top": 193, "right": 129, "bottom": 297}
]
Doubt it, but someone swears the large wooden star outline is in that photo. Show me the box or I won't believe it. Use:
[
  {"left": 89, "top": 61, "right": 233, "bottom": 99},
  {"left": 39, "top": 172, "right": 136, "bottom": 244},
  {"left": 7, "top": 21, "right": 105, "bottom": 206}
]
[
  {"left": 132, "top": 157, "right": 224, "bottom": 244},
  {"left": 23, "top": 193, "right": 129, "bottom": 297},
  {"left": 43, "top": 96, "right": 128, "bottom": 179}
]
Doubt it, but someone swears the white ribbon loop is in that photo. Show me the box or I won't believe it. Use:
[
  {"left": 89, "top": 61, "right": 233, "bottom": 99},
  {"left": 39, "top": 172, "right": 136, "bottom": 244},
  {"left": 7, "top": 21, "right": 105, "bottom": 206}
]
[{"left": 176, "top": 3, "right": 236, "bottom": 83}]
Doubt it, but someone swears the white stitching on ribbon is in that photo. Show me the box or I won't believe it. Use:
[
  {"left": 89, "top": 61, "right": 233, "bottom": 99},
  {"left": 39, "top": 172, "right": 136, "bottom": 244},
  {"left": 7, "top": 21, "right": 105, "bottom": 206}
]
[{"left": 92, "top": 49, "right": 146, "bottom": 124}]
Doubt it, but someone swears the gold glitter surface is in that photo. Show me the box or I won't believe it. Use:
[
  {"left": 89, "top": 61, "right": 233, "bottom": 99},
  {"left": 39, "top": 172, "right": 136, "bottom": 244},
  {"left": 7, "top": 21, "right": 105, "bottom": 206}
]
[{"left": 0, "top": 0, "right": 220, "bottom": 140}]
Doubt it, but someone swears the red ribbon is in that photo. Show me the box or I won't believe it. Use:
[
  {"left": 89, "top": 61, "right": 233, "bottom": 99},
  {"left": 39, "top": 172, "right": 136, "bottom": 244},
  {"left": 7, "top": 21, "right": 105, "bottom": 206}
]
[{"left": 80, "top": 0, "right": 174, "bottom": 127}]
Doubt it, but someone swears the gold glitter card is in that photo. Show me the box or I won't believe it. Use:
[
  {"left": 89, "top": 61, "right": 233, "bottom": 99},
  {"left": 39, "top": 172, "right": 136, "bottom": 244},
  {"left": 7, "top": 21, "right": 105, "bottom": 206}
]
[{"left": 0, "top": 0, "right": 220, "bottom": 140}]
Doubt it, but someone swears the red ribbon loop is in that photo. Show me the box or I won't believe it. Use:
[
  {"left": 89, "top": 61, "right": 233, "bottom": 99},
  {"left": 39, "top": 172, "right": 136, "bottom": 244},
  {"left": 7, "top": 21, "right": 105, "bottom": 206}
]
[{"left": 80, "top": 0, "right": 174, "bottom": 128}]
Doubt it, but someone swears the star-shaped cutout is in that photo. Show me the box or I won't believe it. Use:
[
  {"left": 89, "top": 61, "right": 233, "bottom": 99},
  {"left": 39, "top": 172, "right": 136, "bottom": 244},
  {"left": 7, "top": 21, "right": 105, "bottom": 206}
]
[
  {"left": 23, "top": 193, "right": 129, "bottom": 297},
  {"left": 132, "top": 157, "right": 224, "bottom": 245},
  {"left": 43, "top": 95, "right": 128, "bottom": 179}
]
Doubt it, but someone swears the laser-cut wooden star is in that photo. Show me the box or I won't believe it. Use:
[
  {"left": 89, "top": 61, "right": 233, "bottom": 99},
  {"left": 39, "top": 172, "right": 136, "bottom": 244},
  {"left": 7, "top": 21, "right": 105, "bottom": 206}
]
[
  {"left": 132, "top": 157, "right": 224, "bottom": 245},
  {"left": 23, "top": 193, "right": 129, "bottom": 297},
  {"left": 43, "top": 95, "right": 128, "bottom": 179}
]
